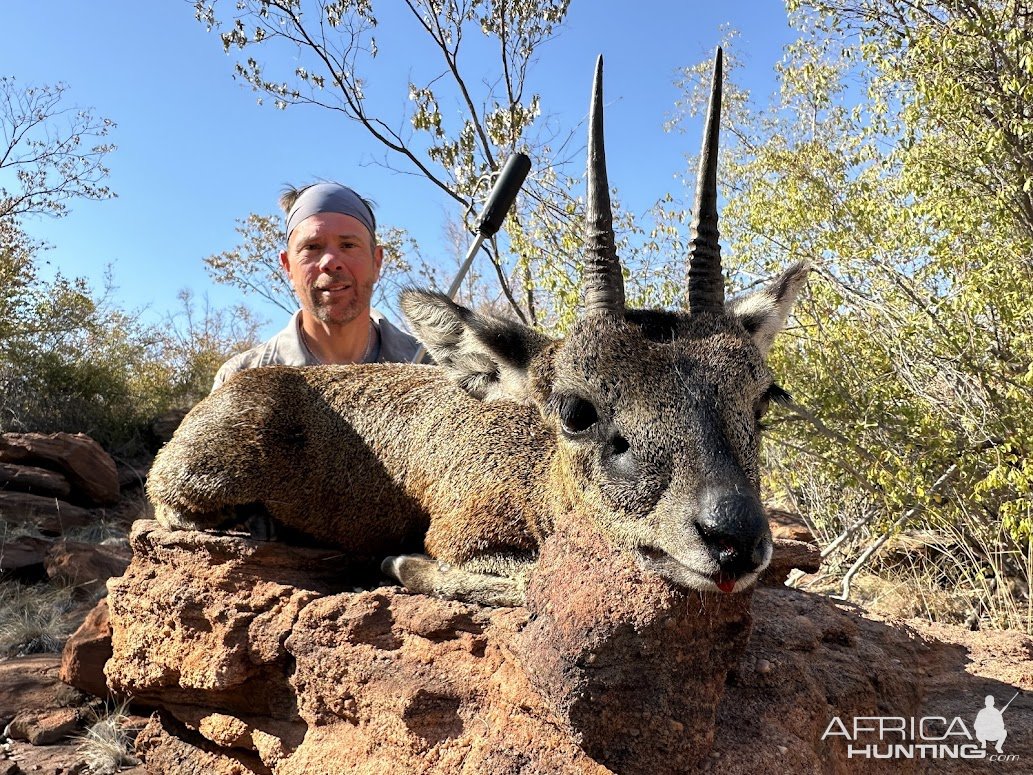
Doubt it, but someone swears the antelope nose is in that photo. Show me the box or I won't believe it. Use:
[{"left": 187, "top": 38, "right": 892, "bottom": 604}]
[{"left": 695, "top": 491, "right": 771, "bottom": 576}]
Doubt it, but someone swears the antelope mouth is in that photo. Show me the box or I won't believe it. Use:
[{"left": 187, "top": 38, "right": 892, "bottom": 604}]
[{"left": 634, "top": 545, "right": 755, "bottom": 594}]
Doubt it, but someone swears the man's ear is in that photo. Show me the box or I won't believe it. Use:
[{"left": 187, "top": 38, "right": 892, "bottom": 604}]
[
  {"left": 372, "top": 244, "right": 384, "bottom": 281},
  {"left": 727, "top": 262, "right": 809, "bottom": 356},
  {"left": 279, "top": 249, "right": 291, "bottom": 274},
  {"left": 400, "top": 289, "right": 551, "bottom": 402}
]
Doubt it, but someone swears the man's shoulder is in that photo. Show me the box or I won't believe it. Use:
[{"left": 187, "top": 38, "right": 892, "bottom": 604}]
[
  {"left": 211, "top": 341, "right": 273, "bottom": 391},
  {"left": 374, "top": 310, "right": 423, "bottom": 364},
  {"left": 212, "top": 311, "right": 310, "bottom": 391},
  {"left": 218, "top": 343, "right": 268, "bottom": 374},
  {"left": 212, "top": 309, "right": 426, "bottom": 392}
]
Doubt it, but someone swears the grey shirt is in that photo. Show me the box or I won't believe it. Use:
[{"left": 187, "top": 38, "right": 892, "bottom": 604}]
[{"left": 211, "top": 308, "right": 423, "bottom": 392}]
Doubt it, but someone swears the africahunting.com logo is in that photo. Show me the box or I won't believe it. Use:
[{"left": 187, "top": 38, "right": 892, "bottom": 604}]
[{"left": 821, "top": 691, "right": 1021, "bottom": 762}]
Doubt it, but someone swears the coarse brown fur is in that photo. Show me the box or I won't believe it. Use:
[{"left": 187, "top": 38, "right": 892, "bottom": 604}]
[
  {"left": 147, "top": 53, "right": 809, "bottom": 606},
  {"left": 148, "top": 269, "right": 807, "bottom": 607}
]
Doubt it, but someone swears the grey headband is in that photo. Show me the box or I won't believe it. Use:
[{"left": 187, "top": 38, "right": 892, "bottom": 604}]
[{"left": 285, "top": 183, "right": 376, "bottom": 240}]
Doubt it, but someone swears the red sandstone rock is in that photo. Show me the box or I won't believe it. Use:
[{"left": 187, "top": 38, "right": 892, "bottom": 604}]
[
  {"left": 106, "top": 521, "right": 349, "bottom": 720},
  {"left": 760, "top": 538, "right": 821, "bottom": 586},
  {"left": 0, "top": 432, "right": 118, "bottom": 506},
  {"left": 102, "top": 519, "right": 1026, "bottom": 774},
  {"left": 61, "top": 598, "right": 114, "bottom": 700},
  {"left": 513, "top": 515, "right": 752, "bottom": 773},
  {"left": 116, "top": 460, "right": 151, "bottom": 491},
  {"left": 135, "top": 712, "right": 272, "bottom": 775},
  {"left": 0, "top": 491, "right": 92, "bottom": 535},
  {"left": 0, "top": 655, "right": 86, "bottom": 729},
  {"left": 1, "top": 739, "right": 145, "bottom": 775},
  {"left": 45, "top": 540, "right": 131, "bottom": 593},
  {"left": 767, "top": 507, "right": 816, "bottom": 544},
  {"left": 5, "top": 707, "right": 81, "bottom": 745},
  {"left": 0, "top": 462, "right": 71, "bottom": 499},
  {"left": 0, "top": 534, "right": 52, "bottom": 576}
]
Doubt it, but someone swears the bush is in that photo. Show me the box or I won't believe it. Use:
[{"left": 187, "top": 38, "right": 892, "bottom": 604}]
[{"left": 0, "top": 238, "right": 261, "bottom": 455}]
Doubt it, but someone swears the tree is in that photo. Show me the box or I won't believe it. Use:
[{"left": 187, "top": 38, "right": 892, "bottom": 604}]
[
  {"left": 0, "top": 78, "right": 117, "bottom": 346},
  {"left": 0, "top": 77, "right": 120, "bottom": 378},
  {"left": 0, "top": 220, "right": 36, "bottom": 343},
  {"left": 0, "top": 78, "right": 260, "bottom": 452},
  {"left": 0, "top": 274, "right": 263, "bottom": 452},
  {"left": 140, "top": 289, "right": 264, "bottom": 408},
  {"left": 0, "top": 78, "right": 116, "bottom": 223},
  {"left": 194, "top": 0, "right": 568, "bottom": 322},
  {"left": 663, "top": 1, "right": 1033, "bottom": 623},
  {"left": 193, "top": 0, "right": 682, "bottom": 333}
]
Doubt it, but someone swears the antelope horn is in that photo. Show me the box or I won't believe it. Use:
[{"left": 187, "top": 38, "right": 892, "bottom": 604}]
[
  {"left": 583, "top": 55, "right": 625, "bottom": 315},
  {"left": 688, "top": 47, "right": 725, "bottom": 314}
]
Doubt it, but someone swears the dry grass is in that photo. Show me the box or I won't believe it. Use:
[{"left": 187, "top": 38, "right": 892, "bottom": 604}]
[
  {"left": 0, "top": 580, "right": 80, "bottom": 656},
  {"left": 789, "top": 518, "right": 1032, "bottom": 632},
  {"left": 771, "top": 457, "right": 1032, "bottom": 633},
  {"left": 64, "top": 518, "right": 129, "bottom": 546},
  {"left": 76, "top": 702, "right": 141, "bottom": 774},
  {"left": 802, "top": 569, "right": 975, "bottom": 623},
  {"left": 0, "top": 517, "right": 47, "bottom": 541}
]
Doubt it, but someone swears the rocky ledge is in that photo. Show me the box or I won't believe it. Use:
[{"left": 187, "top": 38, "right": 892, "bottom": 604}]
[{"left": 104, "top": 518, "right": 1033, "bottom": 774}]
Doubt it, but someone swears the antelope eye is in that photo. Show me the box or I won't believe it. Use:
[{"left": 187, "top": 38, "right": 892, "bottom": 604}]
[{"left": 557, "top": 394, "right": 599, "bottom": 435}]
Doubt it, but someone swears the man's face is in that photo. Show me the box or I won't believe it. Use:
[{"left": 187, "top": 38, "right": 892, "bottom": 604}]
[{"left": 280, "top": 212, "right": 383, "bottom": 326}]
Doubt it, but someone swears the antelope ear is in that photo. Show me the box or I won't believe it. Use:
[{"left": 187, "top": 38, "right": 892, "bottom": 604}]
[
  {"left": 400, "top": 289, "right": 552, "bottom": 402},
  {"left": 728, "top": 263, "right": 809, "bottom": 356}
]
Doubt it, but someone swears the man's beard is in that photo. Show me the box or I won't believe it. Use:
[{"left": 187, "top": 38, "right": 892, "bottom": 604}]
[{"left": 306, "top": 278, "right": 375, "bottom": 325}]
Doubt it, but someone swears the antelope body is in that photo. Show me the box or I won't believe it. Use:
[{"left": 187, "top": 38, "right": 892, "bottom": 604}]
[{"left": 148, "top": 52, "right": 808, "bottom": 606}]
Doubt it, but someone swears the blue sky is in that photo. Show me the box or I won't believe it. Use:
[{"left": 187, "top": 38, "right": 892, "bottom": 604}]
[{"left": 2, "top": 1, "right": 795, "bottom": 338}]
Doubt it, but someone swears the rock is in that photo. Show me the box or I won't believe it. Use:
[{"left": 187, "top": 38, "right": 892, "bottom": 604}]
[
  {"left": 116, "top": 460, "right": 150, "bottom": 491},
  {"left": 0, "top": 433, "right": 119, "bottom": 506},
  {"left": 106, "top": 520, "right": 354, "bottom": 720},
  {"left": 767, "top": 508, "right": 815, "bottom": 544},
  {"left": 712, "top": 589, "right": 924, "bottom": 773},
  {"left": 5, "top": 707, "right": 81, "bottom": 746},
  {"left": 513, "top": 515, "right": 752, "bottom": 772},
  {"left": 105, "top": 519, "right": 1033, "bottom": 773},
  {"left": 715, "top": 598, "right": 1033, "bottom": 774},
  {"left": 135, "top": 712, "right": 270, "bottom": 775},
  {"left": 108, "top": 520, "right": 739, "bottom": 773},
  {"left": 1, "top": 736, "right": 133, "bottom": 775},
  {"left": 45, "top": 541, "right": 131, "bottom": 593},
  {"left": 0, "top": 491, "right": 93, "bottom": 536},
  {"left": 0, "top": 462, "right": 71, "bottom": 499},
  {"left": 148, "top": 408, "right": 189, "bottom": 449},
  {"left": 0, "top": 738, "right": 110, "bottom": 775},
  {"left": 0, "top": 655, "right": 86, "bottom": 730},
  {"left": 0, "top": 534, "right": 53, "bottom": 579},
  {"left": 760, "top": 538, "right": 822, "bottom": 586},
  {"left": 61, "top": 599, "right": 113, "bottom": 700}
]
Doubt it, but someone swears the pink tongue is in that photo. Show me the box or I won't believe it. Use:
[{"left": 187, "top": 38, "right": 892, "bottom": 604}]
[{"left": 716, "top": 578, "right": 737, "bottom": 593}]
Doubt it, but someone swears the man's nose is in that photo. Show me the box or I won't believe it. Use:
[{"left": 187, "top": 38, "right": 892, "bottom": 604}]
[{"left": 319, "top": 248, "right": 344, "bottom": 273}]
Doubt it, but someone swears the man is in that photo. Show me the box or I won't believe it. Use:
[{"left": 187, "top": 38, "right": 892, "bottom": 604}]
[{"left": 212, "top": 182, "right": 422, "bottom": 391}]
